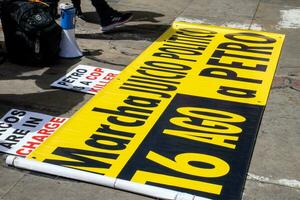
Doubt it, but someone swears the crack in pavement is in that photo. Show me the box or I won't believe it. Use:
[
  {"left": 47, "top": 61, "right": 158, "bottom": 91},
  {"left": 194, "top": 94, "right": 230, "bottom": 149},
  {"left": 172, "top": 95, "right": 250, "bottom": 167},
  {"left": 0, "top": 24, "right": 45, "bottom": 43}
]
[
  {"left": 108, "top": 41, "right": 140, "bottom": 57},
  {"left": 0, "top": 173, "right": 26, "bottom": 199},
  {"left": 250, "top": 0, "right": 262, "bottom": 29},
  {"left": 247, "top": 173, "right": 300, "bottom": 189},
  {"left": 85, "top": 56, "right": 127, "bottom": 67}
]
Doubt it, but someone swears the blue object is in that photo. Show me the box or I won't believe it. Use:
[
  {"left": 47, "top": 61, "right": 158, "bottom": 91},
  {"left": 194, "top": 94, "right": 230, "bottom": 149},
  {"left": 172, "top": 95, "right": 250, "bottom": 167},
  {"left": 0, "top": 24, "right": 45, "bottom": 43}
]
[{"left": 60, "top": 6, "right": 76, "bottom": 30}]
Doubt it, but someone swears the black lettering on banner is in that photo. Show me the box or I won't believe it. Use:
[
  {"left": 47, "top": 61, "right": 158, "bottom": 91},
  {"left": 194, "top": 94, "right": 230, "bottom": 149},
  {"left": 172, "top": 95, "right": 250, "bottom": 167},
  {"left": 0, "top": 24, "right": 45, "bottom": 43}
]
[
  {"left": 159, "top": 47, "right": 202, "bottom": 56},
  {"left": 163, "top": 43, "right": 206, "bottom": 51},
  {"left": 93, "top": 95, "right": 160, "bottom": 127},
  {"left": 120, "top": 75, "right": 178, "bottom": 99},
  {"left": 178, "top": 28, "right": 217, "bottom": 35},
  {"left": 164, "top": 107, "right": 245, "bottom": 149},
  {"left": 107, "top": 116, "right": 145, "bottom": 127},
  {"left": 175, "top": 34, "right": 212, "bottom": 42},
  {"left": 218, "top": 86, "right": 257, "bottom": 98},
  {"left": 152, "top": 29, "right": 217, "bottom": 65},
  {"left": 73, "top": 86, "right": 85, "bottom": 91},
  {"left": 176, "top": 31, "right": 215, "bottom": 39},
  {"left": 93, "top": 95, "right": 157, "bottom": 120},
  {"left": 80, "top": 81, "right": 92, "bottom": 86},
  {"left": 86, "top": 134, "right": 130, "bottom": 150},
  {"left": 203, "top": 33, "right": 277, "bottom": 83},
  {"left": 120, "top": 86, "right": 171, "bottom": 98},
  {"left": 145, "top": 61, "right": 191, "bottom": 71},
  {"left": 44, "top": 147, "right": 119, "bottom": 169},
  {"left": 22, "top": 117, "right": 43, "bottom": 128},
  {"left": 0, "top": 122, "right": 11, "bottom": 130},
  {"left": 167, "top": 39, "right": 210, "bottom": 47},
  {"left": 5, "top": 135, "right": 23, "bottom": 143},
  {"left": 211, "top": 50, "right": 270, "bottom": 62},
  {"left": 4, "top": 116, "right": 19, "bottom": 124},
  {"left": 137, "top": 68, "right": 186, "bottom": 79},
  {"left": 225, "top": 32, "right": 276, "bottom": 44},
  {"left": 119, "top": 60, "right": 192, "bottom": 99},
  {"left": 96, "top": 124, "right": 135, "bottom": 138},
  {"left": 44, "top": 95, "right": 159, "bottom": 171},
  {"left": 207, "top": 48, "right": 270, "bottom": 73},
  {"left": 218, "top": 42, "right": 273, "bottom": 55},
  {"left": 0, "top": 142, "right": 15, "bottom": 149},
  {"left": 11, "top": 110, "right": 26, "bottom": 117},
  {"left": 76, "top": 68, "right": 88, "bottom": 74},
  {"left": 57, "top": 81, "right": 67, "bottom": 86},
  {"left": 131, "top": 74, "right": 183, "bottom": 84},
  {"left": 199, "top": 68, "right": 262, "bottom": 84},
  {"left": 169, "top": 34, "right": 211, "bottom": 44},
  {"left": 62, "top": 77, "right": 74, "bottom": 83},
  {"left": 13, "top": 129, "right": 30, "bottom": 136},
  {"left": 124, "top": 78, "right": 177, "bottom": 91},
  {"left": 57, "top": 69, "right": 88, "bottom": 86},
  {"left": 118, "top": 94, "right": 264, "bottom": 200},
  {"left": 71, "top": 72, "right": 83, "bottom": 78},
  {"left": 92, "top": 106, "right": 150, "bottom": 120},
  {"left": 207, "top": 57, "right": 268, "bottom": 72},
  {"left": 0, "top": 128, "right": 29, "bottom": 148},
  {"left": 153, "top": 52, "right": 196, "bottom": 62},
  {"left": 124, "top": 96, "right": 161, "bottom": 108}
]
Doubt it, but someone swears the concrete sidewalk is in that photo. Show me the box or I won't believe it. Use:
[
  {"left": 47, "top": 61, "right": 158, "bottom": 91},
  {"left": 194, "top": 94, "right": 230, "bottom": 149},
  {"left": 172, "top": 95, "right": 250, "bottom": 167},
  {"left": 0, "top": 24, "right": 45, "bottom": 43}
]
[{"left": 0, "top": 0, "right": 299, "bottom": 199}]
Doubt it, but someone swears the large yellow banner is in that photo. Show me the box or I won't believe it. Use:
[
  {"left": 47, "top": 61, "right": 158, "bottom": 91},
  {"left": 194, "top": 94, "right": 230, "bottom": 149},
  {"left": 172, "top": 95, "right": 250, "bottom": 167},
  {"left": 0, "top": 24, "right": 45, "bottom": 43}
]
[{"left": 28, "top": 21, "right": 284, "bottom": 199}]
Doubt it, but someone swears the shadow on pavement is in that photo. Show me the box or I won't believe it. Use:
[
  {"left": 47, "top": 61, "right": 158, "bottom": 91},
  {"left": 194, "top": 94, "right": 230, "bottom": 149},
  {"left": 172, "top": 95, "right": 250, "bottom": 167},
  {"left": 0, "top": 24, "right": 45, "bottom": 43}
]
[
  {"left": 0, "top": 57, "right": 85, "bottom": 116},
  {"left": 76, "top": 24, "right": 170, "bottom": 41},
  {"left": 0, "top": 10, "right": 167, "bottom": 116},
  {"left": 82, "top": 10, "right": 164, "bottom": 24}
]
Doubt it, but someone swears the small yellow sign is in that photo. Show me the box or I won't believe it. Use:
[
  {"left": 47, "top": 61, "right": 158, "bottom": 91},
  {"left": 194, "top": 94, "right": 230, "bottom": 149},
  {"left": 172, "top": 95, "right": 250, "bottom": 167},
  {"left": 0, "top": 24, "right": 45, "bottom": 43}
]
[{"left": 28, "top": 21, "right": 284, "bottom": 199}]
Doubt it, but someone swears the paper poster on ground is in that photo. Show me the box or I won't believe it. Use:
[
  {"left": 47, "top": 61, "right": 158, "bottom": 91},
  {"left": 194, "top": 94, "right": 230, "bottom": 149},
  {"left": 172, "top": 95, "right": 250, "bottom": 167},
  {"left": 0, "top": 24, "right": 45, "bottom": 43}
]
[
  {"left": 28, "top": 21, "right": 285, "bottom": 200},
  {"left": 0, "top": 109, "right": 67, "bottom": 157},
  {"left": 51, "top": 65, "right": 120, "bottom": 94}
]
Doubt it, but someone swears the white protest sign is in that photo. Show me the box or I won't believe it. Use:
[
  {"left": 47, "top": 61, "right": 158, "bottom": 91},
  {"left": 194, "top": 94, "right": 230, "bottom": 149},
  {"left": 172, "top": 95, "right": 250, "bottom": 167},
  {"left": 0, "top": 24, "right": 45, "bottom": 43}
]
[
  {"left": 51, "top": 65, "right": 120, "bottom": 94},
  {"left": 0, "top": 109, "right": 67, "bottom": 157}
]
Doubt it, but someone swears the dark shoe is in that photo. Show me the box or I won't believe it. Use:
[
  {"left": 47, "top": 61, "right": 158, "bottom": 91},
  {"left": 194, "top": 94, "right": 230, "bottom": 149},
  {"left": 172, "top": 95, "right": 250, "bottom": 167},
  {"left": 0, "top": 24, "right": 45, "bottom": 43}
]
[
  {"left": 101, "top": 12, "right": 133, "bottom": 32},
  {"left": 76, "top": 8, "right": 85, "bottom": 19},
  {"left": 77, "top": 13, "right": 86, "bottom": 20}
]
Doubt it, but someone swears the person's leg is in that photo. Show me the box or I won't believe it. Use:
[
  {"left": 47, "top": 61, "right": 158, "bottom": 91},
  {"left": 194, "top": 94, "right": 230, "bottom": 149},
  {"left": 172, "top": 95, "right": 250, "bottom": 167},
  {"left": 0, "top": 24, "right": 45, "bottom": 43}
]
[
  {"left": 90, "top": 0, "right": 115, "bottom": 20},
  {"left": 71, "top": 0, "right": 83, "bottom": 16},
  {"left": 46, "top": 0, "right": 59, "bottom": 18},
  {"left": 90, "top": 0, "right": 132, "bottom": 32}
]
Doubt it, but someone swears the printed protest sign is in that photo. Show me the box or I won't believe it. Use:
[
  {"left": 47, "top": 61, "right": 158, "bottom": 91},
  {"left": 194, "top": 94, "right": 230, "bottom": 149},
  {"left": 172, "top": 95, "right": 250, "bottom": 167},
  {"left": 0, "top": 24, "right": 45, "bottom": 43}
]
[
  {"left": 28, "top": 21, "right": 285, "bottom": 199},
  {"left": 0, "top": 109, "right": 67, "bottom": 157},
  {"left": 51, "top": 65, "right": 120, "bottom": 94}
]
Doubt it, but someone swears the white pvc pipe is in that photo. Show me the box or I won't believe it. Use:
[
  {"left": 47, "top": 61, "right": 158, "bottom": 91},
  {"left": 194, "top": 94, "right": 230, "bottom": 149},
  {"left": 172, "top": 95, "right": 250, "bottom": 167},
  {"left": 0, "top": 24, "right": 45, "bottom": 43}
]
[
  {"left": 6, "top": 156, "right": 211, "bottom": 200},
  {"left": 6, "top": 155, "right": 116, "bottom": 187}
]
